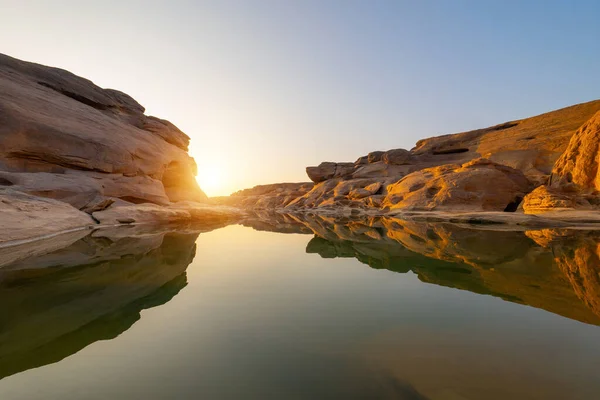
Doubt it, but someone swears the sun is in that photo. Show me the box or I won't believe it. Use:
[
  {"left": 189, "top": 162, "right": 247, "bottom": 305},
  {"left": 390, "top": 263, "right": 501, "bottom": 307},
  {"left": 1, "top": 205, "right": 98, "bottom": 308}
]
[{"left": 196, "top": 165, "right": 223, "bottom": 197}]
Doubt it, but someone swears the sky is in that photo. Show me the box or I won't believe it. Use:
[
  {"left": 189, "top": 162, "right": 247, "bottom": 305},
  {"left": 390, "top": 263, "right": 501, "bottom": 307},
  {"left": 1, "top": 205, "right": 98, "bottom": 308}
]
[{"left": 1, "top": 0, "right": 599, "bottom": 196}]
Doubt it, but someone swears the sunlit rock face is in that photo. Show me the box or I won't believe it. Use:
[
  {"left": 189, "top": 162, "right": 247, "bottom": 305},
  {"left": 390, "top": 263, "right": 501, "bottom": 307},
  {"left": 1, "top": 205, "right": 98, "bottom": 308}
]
[
  {"left": 381, "top": 158, "right": 531, "bottom": 211},
  {"left": 524, "top": 112, "right": 600, "bottom": 213},
  {"left": 0, "top": 228, "right": 200, "bottom": 380},
  {"left": 227, "top": 100, "right": 600, "bottom": 214},
  {"left": 243, "top": 212, "right": 600, "bottom": 326},
  {"left": 0, "top": 53, "right": 206, "bottom": 210}
]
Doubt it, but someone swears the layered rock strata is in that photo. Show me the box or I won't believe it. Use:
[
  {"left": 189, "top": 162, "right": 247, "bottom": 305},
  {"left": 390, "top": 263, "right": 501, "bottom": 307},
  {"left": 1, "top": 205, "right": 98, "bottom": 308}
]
[{"left": 0, "top": 53, "right": 239, "bottom": 243}]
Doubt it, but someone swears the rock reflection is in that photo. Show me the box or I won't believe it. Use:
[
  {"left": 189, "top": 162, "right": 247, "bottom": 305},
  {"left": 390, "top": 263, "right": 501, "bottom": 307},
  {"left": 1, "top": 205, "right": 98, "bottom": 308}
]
[
  {"left": 0, "top": 226, "right": 200, "bottom": 380},
  {"left": 244, "top": 213, "right": 600, "bottom": 326}
]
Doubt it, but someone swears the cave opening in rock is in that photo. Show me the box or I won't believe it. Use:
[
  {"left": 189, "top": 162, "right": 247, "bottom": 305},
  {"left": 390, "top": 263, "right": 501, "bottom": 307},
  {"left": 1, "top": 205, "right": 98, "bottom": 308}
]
[
  {"left": 503, "top": 196, "right": 523, "bottom": 212},
  {"left": 432, "top": 148, "right": 469, "bottom": 155},
  {"left": 0, "top": 177, "right": 14, "bottom": 186}
]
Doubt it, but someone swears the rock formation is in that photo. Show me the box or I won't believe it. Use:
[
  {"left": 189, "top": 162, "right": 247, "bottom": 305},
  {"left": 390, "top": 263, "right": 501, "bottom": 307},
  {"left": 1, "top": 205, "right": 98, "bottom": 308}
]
[
  {"left": 523, "top": 111, "right": 600, "bottom": 213},
  {"left": 0, "top": 53, "right": 238, "bottom": 243},
  {"left": 225, "top": 100, "right": 600, "bottom": 220}
]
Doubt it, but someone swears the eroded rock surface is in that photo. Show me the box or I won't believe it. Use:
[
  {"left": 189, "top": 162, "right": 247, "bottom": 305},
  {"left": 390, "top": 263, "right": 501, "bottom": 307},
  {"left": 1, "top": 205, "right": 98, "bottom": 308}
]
[
  {"left": 225, "top": 100, "right": 600, "bottom": 219},
  {"left": 0, "top": 189, "right": 95, "bottom": 243},
  {"left": 523, "top": 111, "right": 600, "bottom": 213},
  {"left": 0, "top": 53, "right": 206, "bottom": 209}
]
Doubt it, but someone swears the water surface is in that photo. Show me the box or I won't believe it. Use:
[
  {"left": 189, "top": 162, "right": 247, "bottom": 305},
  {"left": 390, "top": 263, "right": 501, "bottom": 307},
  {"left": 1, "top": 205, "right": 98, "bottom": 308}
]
[{"left": 0, "top": 216, "right": 599, "bottom": 400}]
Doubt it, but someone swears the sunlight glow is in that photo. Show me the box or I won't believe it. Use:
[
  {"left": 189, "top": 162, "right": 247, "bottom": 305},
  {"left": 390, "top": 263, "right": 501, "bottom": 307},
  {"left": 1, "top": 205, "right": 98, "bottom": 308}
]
[{"left": 196, "top": 164, "right": 224, "bottom": 198}]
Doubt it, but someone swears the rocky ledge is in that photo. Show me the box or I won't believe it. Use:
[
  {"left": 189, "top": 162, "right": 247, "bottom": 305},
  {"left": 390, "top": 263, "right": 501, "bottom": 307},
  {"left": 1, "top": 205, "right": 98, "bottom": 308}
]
[
  {"left": 217, "top": 100, "right": 600, "bottom": 224},
  {"left": 0, "top": 54, "right": 241, "bottom": 244}
]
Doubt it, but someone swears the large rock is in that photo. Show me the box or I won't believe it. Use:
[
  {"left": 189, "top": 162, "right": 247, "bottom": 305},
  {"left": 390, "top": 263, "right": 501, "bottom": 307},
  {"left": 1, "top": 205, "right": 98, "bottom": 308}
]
[
  {"left": 306, "top": 162, "right": 354, "bottom": 183},
  {"left": 523, "top": 111, "right": 600, "bottom": 213},
  {"left": 551, "top": 111, "right": 600, "bottom": 191},
  {"left": 382, "top": 159, "right": 531, "bottom": 211},
  {"left": 224, "top": 100, "right": 600, "bottom": 215},
  {"left": 92, "top": 202, "right": 243, "bottom": 225},
  {"left": 382, "top": 148, "right": 412, "bottom": 165},
  {"left": 0, "top": 189, "right": 95, "bottom": 243},
  {"left": 0, "top": 171, "right": 103, "bottom": 210},
  {"left": 0, "top": 53, "right": 207, "bottom": 206}
]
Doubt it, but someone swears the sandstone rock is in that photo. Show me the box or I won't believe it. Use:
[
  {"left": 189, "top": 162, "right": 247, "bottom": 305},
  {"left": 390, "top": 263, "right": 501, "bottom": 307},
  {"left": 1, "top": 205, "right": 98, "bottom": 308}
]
[
  {"left": 522, "top": 186, "right": 581, "bottom": 213},
  {"left": 382, "top": 159, "right": 531, "bottom": 212},
  {"left": 0, "top": 53, "right": 206, "bottom": 207},
  {"left": 354, "top": 156, "right": 369, "bottom": 165},
  {"left": 92, "top": 204, "right": 191, "bottom": 225},
  {"left": 306, "top": 162, "right": 354, "bottom": 183},
  {"left": 92, "top": 202, "right": 243, "bottom": 226},
  {"left": 0, "top": 171, "right": 102, "bottom": 210},
  {"left": 0, "top": 189, "right": 95, "bottom": 243},
  {"left": 382, "top": 148, "right": 412, "bottom": 165},
  {"left": 551, "top": 111, "right": 600, "bottom": 191},
  {"left": 348, "top": 182, "right": 382, "bottom": 199},
  {"left": 367, "top": 151, "right": 385, "bottom": 163},
  {"left": 522, "top": 112, "right": 600, "bottom": 213},
  {"left": 225, "top": 100, "right": 600, "bottom": 216},
  {"left": 212, "top": 182, "right": 313, "bottom": 210}
]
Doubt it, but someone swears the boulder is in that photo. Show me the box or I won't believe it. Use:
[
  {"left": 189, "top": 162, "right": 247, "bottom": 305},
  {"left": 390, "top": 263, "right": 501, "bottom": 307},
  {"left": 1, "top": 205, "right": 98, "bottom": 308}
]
[
  {"left": 306, "top": 162, "right": 354, "bottom": 183},
  {"left": 382, "top": 148, "right": 412, "bottom": 165},
  {"left": 348, "top": 182, "right": 383, "bottom": 199},
  {"left": 367, "top": 151, "right": 385, "bottom": 163},
  {"left": 382, "top": 158, "right": 531, "bottom": 212}
]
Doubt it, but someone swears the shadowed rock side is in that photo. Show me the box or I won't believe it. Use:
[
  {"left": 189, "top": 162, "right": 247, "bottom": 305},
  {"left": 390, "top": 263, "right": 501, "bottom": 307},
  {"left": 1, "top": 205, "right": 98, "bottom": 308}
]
[
  {"left": 0, "top": 53, "right": 206, "bottom": 206},
  {"left": 0, "top": 229, "right": 200, "bottom": 380},
  {"left": 0, "top": 53, "right": 245, "bottom": 243},
  {"left": 243, "top": 213, "right": 600, "bottom": 326},
  {"left": 221, "top": 100, "right": 600, "bottom": 222}
]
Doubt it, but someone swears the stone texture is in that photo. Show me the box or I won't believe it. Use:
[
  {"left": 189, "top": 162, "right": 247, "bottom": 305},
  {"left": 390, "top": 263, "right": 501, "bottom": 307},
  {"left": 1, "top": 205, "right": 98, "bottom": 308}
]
[
  {"left": 382, "top": 148, "right": 412, "bottom": 165},
  {"left": 523, "top": 111, "right": 600, "bottom": 213},
  {"left": 212, "top": 182, "right": 314, "bottom": 209},
  {"left": 0, "top": 171, "right": 102, "bottom": 210},
  {"left": 0, "top": 189, "right": 95, "bottom": 243},
  {"left": 552, "top": 111, "right": 600, "bottom": 191},
  {"left": 92, "top": 202, "right": 243, "bottom": 226},
  {"left": 382, "top": 159, "right": 531, "bottom": 212},
  {"left": 306, "top": 162, "right": 354, "bottom": 183},
  {"left": 0, "top": 53, "right": 207, "bottom": 208}
]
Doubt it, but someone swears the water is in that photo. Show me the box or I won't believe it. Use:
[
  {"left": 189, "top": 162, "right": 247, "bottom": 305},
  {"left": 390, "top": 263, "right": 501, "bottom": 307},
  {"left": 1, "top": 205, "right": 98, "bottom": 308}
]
[{"left": 0, "top": 216, "right": 600, "bottom": 399}]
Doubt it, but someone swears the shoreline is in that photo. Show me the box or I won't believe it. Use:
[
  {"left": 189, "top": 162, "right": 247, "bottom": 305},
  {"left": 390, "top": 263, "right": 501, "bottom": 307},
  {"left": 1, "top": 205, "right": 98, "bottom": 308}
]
[{"left": 4, "top": 208, "right": 600, "bottom": 252}]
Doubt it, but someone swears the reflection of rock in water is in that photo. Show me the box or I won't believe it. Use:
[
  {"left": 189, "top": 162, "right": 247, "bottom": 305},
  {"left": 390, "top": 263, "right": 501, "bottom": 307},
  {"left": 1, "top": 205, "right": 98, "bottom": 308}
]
[
  {"left": 0, "top": 229, "right": 199, "bottom": 380},
  {"left": 528, "top": 230, "right": 600, "bottom": 321},
  {"left": 246, "top": 212, "right": 600, "bottom": 326}
]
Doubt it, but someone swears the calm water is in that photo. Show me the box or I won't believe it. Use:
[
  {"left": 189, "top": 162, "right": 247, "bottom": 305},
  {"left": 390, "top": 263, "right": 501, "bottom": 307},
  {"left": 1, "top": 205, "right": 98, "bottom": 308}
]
[{"left": 1, "top": 216, "right": 600, "bottom": 400}]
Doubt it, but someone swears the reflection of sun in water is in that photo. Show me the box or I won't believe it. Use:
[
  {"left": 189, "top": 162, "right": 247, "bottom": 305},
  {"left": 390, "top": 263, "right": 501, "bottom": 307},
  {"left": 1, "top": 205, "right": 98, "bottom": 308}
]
[{"left": 196, "top": 165, "right": 222, "bottom": 197}]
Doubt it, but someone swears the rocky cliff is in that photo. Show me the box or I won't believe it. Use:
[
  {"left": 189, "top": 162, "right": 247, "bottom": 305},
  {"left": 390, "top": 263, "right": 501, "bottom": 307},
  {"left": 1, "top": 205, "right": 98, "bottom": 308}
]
[
  {"left": 0, "top": 54, "right": 239, "bottom": 243},
  {"left": 223, "top": 100, "right": 600, "bottom": 218}
]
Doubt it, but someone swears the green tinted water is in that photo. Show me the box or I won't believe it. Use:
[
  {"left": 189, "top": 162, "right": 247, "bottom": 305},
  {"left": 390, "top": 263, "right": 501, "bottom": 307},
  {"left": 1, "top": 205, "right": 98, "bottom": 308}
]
[{"left": 0, "top": 219, "right": 599, "bottom": 400}]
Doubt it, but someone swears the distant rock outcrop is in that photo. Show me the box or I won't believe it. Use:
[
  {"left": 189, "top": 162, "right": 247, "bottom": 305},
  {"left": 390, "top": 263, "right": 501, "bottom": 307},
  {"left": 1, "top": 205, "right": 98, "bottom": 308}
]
[{"left": 226, "top": 100, "right": 600, "bottom": 217}]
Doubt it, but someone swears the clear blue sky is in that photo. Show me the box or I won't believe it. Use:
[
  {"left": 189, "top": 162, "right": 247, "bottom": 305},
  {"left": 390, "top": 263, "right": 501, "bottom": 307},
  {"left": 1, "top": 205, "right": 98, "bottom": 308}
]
[{"left": 1, "top": 0, "right": 599, "bottom": 195}]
